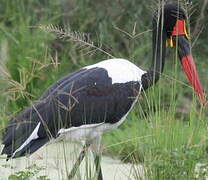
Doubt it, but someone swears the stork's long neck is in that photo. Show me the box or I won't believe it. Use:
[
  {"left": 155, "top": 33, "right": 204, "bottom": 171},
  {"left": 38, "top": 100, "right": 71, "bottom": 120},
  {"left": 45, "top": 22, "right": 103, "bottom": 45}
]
[{"left": 141, "top": 20, "right": 167, "bottom": 90}]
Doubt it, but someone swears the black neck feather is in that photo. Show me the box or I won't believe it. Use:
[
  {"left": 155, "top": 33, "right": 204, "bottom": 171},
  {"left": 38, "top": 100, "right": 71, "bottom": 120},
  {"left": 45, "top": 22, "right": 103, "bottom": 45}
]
[{"left": 141, "top": 20, "right": 167, "bottom": 90}]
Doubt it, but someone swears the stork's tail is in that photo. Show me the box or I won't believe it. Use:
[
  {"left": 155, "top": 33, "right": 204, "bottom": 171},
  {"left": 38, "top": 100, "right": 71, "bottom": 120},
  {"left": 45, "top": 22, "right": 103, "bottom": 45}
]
[
  {"left": 1, "top": 136, "right": 49, "bottom": 160},
  {"left": 1, "top": 119, "right": 49, "bottom": 160},
  {"left": 1, "top": 101, "right": 55, "bottom": 160}
]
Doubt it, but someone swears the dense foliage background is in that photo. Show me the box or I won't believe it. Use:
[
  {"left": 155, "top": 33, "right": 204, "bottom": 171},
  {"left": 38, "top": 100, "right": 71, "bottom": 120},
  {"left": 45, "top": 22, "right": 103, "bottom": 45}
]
[
  {"left": 0, "top": 0, "right": 208, "bottom": 179},
  {"left": 0, "top": 0, "right": 207, "bottom": 110}
]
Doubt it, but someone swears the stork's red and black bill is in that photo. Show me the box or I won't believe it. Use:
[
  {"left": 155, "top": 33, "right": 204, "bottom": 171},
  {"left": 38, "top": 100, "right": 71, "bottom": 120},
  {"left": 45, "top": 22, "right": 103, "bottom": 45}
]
[
  {"left": 171, "top": 20, "right": 206, "bottom": 104},
  {"left": 181, "top": 54, "right": 205, "bottom": 104}
]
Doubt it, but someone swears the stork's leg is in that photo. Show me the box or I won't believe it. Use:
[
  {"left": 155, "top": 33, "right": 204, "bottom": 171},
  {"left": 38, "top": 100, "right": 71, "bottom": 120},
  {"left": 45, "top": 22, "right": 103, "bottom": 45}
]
[
  {"left": 93, "top": 152, "right": 103, "bottom": 180},
  {"left": 68, "top": 142, "right": 91, "bottom": 179},
  {"left": 92, "top": 136, "right": 103, "bottom": 180}
]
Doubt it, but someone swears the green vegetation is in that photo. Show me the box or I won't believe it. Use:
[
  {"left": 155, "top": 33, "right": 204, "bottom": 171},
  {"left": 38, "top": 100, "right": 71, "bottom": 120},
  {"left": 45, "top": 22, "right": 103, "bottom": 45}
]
[
  {"left": 0, "top": 0, "right": 208, "bottom": 179},
  {"left": 8, "top": 164, "right": 49, "bottom": 180}
]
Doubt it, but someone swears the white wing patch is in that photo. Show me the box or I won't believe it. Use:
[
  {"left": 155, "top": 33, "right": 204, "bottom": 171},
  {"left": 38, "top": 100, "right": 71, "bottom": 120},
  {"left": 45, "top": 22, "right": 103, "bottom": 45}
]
[
  {"left": 85, "top": 58, "right": 146, "bottom": 84},
  {"left": 57, "top": 123, "right": 104, "bottom": 142},
  {"left": 11, "top": 122, "right": 41, "bottom": 158}
]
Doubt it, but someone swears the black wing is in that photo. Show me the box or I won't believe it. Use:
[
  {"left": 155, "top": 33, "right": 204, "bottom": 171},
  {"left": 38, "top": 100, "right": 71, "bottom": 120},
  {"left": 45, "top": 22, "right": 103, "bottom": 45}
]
[{"left": 1, "top": 67, "right": 141, "bottom": 159}]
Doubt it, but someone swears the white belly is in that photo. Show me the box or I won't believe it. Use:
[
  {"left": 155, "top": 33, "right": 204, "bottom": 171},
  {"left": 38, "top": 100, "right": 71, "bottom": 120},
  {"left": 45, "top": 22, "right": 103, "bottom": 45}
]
[{"left": 57, "top": 95, "right": 139, "bottom": 143}]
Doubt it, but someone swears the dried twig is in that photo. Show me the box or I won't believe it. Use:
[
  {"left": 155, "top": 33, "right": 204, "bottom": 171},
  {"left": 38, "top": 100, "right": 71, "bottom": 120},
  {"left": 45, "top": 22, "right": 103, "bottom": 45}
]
[
  {"left": 39, "top": 25, "right": 115, "bottom": 58},
  {"left": 114, "top": 25, "right": 152, "bottom": 39},
  {"left": 193, "top": 0, "right": 208, "bottom": 36}
]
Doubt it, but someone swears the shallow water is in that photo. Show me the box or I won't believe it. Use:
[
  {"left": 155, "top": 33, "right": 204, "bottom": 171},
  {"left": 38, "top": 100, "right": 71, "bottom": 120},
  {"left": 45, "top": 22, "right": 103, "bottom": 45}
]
[{"left": 0, "top": 142, "right": 145, "bottom": 180}]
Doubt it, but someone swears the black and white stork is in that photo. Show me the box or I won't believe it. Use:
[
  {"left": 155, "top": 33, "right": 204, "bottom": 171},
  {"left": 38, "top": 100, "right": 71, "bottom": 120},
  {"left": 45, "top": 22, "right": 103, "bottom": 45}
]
[{"left": 1, "top": 3, "right": 206, "bottom": 180}]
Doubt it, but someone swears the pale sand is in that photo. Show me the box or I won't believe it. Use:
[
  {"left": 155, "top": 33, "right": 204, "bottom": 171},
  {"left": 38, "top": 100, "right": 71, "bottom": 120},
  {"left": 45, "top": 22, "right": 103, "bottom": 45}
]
[{"left": 0, "top": 142, "right": 145, "bottom": 180}]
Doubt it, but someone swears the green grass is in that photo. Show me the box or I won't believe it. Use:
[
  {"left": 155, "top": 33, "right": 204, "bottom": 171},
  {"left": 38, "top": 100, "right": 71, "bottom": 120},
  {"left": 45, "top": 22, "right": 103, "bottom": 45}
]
[
  {"left": 8, "top": 164, "right": 49, "bottom": 180},
  {"left": 103, "top": 65, "right": 208, "bottom": 179},
  {"left": 1, "top": 0, "right": 208, "bottom": 179},
  {"left": 103, "top": 99, "right": 208, "bottom": 179}
]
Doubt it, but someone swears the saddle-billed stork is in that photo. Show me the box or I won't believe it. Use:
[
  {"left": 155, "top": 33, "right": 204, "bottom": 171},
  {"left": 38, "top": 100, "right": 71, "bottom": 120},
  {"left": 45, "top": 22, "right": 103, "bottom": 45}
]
[{"left": 1, "top": 3, "right": 206, "bottom": 180}]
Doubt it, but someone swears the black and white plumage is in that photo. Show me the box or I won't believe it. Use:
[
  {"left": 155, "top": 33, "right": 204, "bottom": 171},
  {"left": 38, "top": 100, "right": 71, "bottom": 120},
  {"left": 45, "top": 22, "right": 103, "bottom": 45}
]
[
  {"left": 2, "top": 59, "right": 146, "bottom": 158},
  {"left": 1, "top": 3, "right": 205, "bottom": 180}
]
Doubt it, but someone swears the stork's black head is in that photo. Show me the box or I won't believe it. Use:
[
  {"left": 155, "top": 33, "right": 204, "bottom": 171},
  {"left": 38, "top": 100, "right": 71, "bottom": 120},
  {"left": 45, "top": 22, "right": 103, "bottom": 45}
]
[
  {"left": 153, "top": 3, "right": 188, "bottom": 41},
  {"left": 163, "top": 3, "right": 186, "bottom": 38}
]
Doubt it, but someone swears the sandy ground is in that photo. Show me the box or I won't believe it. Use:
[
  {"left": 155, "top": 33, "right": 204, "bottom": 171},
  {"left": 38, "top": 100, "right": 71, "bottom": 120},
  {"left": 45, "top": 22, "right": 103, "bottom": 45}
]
[{"left": 0, "top": 142, "right": 145, "bottom": 180}]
